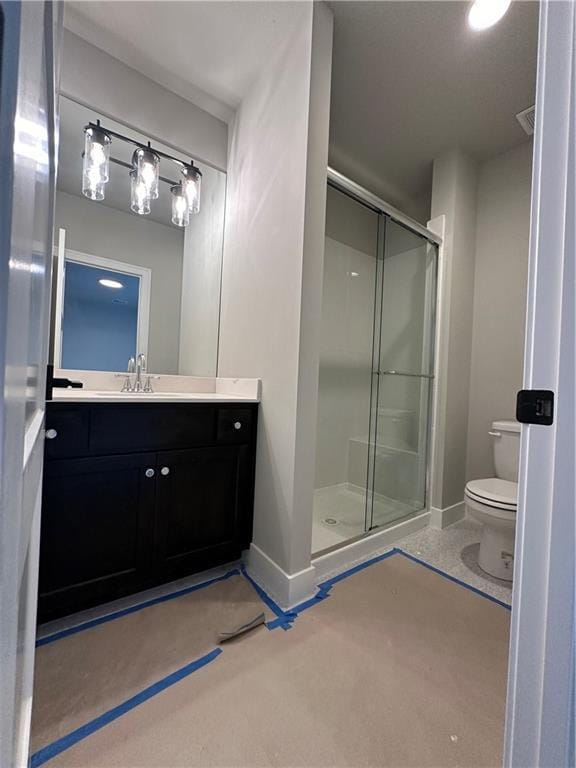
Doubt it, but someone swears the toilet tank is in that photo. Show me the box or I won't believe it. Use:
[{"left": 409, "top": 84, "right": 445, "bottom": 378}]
[{"left": 491, "top": 419, "right": 521, "bottom": 481}]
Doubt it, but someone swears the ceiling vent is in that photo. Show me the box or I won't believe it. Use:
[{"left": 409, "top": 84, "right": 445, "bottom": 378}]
[{"left": 516, "top": 105, "right": 535, "bottom": 136}]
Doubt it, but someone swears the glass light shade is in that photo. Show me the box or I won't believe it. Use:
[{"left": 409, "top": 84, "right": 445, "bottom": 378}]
[
  {"left": 82, "top": 125, "right": 111, "bottom": 199},
  {"left": 171, "top": 183, "right": 190, "bottom": 227},
  {"left": 82, "top": 177, "right": 105, "bottom": 201},
  {"left": 181, "top": 165, "right": 202, "bottom": 213},
  {"left": 133, "top": 147, "right": 160, "bottom": 200},
  {"left": 130, "top": 170, "right": 151, "bottom": 215}
]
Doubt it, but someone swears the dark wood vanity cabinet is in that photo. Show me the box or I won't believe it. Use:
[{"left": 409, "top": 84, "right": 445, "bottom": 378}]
[{"left": 38, "top": 402, "right": 258, "bottom": 622}]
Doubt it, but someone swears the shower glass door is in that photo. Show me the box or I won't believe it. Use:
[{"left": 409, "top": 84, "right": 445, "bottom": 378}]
[
  {"left": 312, "top": 180, "right": 438, "bottom": 555},
  {"left": 366, "top": 217, "right": 437, "bottom": 531}
]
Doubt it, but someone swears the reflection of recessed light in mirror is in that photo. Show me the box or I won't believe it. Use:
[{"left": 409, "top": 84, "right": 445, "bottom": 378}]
[
  {"left": 467, "top": 0, "right": 511, "bottom": 30},
  {"left": 350, "top": 271, "right": 360, "bottom": 278},
  {"left": 99, "top": 278, "right": 123, "bottom": 289}
]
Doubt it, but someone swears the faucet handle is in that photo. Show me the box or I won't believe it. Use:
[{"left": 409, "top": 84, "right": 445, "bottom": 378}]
[
  {"left": 143, "top": 375, "right": 161, "bottom": 393},
  {"left": 115, "top": 372, "right": 134, "bottom": 392}
]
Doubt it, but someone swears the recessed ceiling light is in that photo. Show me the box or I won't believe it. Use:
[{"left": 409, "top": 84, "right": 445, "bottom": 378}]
[
  {"left": 468, "top": 0, "right": 511, "bottom": 30},
  {"left": 98, "top": 278, "right": 123, "bottom": 289}
]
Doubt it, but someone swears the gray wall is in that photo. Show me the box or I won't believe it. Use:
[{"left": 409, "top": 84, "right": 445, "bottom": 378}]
[
  {"left": 218, "top": 3, "right": 333, "bottom": 578},
  {"left": 61, "top": 31, "right": 228, "bottom": 172},
  {"left": 430, "top": 148, "right": 478, "bottom": 510},
  {"left": 55, "top": 191, "right": 184, "bottom": 373},
  {"left": 466, "top": 142, "right": 532, "bottom": 480}
]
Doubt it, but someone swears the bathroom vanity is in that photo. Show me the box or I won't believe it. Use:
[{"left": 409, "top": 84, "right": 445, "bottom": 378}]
[
  {"left": 39, "top": 391, "right": 258, "bottom": 622},
  {"left": 40, "top": 93, "right": 256, "bottom": 623}
]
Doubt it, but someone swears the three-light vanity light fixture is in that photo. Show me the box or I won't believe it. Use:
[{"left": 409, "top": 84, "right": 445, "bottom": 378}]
[{"left": 81, "top": 120, "right": 202, "bottom": 227}]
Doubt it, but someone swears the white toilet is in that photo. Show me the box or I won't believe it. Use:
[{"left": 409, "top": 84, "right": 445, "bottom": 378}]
[{"left": 465, "top": 419, "right": 520, "bottom": 581}]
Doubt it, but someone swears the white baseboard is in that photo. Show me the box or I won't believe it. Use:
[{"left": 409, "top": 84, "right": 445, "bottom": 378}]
[
  {"left": 244, "top": 544, "right": 317, "bottom": 610},
  {"left": 429, "top": 500, "right": 465, "bottom": 529},
  {"left": 312, "top": 510, "right": 430, "bottom": 584}
]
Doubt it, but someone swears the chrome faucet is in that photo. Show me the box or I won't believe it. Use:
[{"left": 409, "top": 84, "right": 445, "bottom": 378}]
[
  {"left": 119, "top": 357, "right": 135, "bottom": 392},
  {"left": 134, "top": 353, "right": 146, "bottom": 392},
  {"left": 116, "top": 354, "right": 156, "bottom": 393}
]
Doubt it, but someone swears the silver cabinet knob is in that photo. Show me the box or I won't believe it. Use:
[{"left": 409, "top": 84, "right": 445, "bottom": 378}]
[
  {"left": 46, "top": 429, "right": 58, "bottom": 440},
  {"left": 160, "top": 466, "right": 170, "bottom": 476},
  {"left": 233, "top": 421, "right": 242, "bottom": 430},
  {"left": 145, "top": 468, "right": 155, "bottom": 478}
]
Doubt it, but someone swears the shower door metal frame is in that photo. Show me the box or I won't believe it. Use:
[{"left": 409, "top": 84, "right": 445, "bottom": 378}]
[
  {"left": 327, "top": 167, "right": 443, "bottom": 247},
  {"left": 364, "top": 212, "right": 386, "bottom": 533}
]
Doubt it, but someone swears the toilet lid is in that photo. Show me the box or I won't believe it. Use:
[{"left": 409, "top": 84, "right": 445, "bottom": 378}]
[{"left": 465, "top": 478, "right": 518, "bottom": 509}]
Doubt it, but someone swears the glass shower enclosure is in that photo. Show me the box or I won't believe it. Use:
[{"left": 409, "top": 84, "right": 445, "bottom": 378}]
[{"left": 312, "top": 178, "right": 438, "bottom": 555}]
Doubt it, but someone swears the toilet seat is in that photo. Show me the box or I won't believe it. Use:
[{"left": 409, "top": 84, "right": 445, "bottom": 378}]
[{"left": 465, "top": 478, "right": 517, "bottom": 511}]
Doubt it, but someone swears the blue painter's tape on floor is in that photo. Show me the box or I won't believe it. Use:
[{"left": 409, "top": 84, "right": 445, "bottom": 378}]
[
  {"left": 238, "top": 565, "right": 295, "bottom": 629},
  {"left": 265, "top": 548, "right": 402, "bottom": 629},
  {"left": 30, "top": 647, "right": 222, "bottom": 768},
  {"left": 37, "top": 570, "right": 240, "bottom": 647},
  {"left": 283, "top": 547, "right": 403, "bottom": 622},
  {"left": 396, "top": 549, "right": 512, "bottom": 610},
  {"left": 318, "top": 548, "right": 402, "bottom": 592},
  {"left": 262, "top": 544, "right": 510, "bottom": 629}
]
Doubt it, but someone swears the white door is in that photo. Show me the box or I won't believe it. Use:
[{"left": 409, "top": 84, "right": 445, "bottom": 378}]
[
  {"left": 504, "top": 1, "right": 575, "bottom": 766},
  {"left": 0, "top": 2, "right": 61, "bottom": 766}
]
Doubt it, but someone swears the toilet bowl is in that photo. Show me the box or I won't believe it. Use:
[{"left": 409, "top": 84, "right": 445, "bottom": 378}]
[
  {"left": 464, "top": 419, "right": 520, "bottom": 581},
  {"left": 465, "top": 478, "right": 517, "bottom": 580}
]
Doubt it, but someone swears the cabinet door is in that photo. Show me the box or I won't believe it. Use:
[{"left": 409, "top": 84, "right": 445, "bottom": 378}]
[
  {"left": 154, "top": 446, "right": 247, "bottom": 581},
  {"left": 39, "top": 453, "right": 157, "bottom": 621}
]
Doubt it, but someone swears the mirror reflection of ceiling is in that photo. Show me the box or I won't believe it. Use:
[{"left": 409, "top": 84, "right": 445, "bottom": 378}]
[
  {"left": 57, "top": 97, "right": 195, "bottom": 229},
  {"left": 64, "top": 262, "right": 140, "bottom": 311}
]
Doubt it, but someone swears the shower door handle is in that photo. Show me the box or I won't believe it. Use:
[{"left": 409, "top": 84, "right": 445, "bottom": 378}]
[{"left": 377, "top": 370, "right": 434, "bottom": 379}]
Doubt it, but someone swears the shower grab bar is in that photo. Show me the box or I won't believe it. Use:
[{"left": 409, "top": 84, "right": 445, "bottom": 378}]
[{"left": 377, "top": 370, "right": 434, "bottom": 379}]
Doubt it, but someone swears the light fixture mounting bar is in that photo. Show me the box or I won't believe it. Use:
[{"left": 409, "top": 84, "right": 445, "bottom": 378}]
[{"left": 85, "top": 121, "right": 201, "bottom": 174}]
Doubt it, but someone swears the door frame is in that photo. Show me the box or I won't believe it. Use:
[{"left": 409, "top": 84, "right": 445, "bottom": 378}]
[
  {"left": 53, "top": 230, "right": 151, "bottom": 370},
  {"left": 504, "top": 1, "right": 575, "bottom": 765},
  {"left": 0, "top": 1, "right": 61, "bottom": 764}
]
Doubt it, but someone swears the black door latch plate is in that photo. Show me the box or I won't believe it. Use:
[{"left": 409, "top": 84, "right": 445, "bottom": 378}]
[{"left": 516, "top": 389, "right": 554, "bottom": 425}]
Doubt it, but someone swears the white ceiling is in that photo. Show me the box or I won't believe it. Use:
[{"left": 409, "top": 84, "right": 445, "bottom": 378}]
[
  {"left": 64, "top": 0, "right": 538, "bottom": 218},
  {"left": 64, "top": 1, "right": 307, "bottom": 124},
  {"left": 328, "top": 1, "right": 538, "bottom": 214}
]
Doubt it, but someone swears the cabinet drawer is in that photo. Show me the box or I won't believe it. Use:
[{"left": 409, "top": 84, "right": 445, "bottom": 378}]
[
  {"left": 217, "top": 408, "right": 254, "bottom": 444},
  {"left": 90, "top": 404, "right": 215, "bottom": 454},
  {"left": 45, "top": 406, "right": 90, "bottom": 459}
]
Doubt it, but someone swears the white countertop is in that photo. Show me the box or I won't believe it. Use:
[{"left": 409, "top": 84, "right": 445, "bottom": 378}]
[
  {"left": 51, "top": 389, "right": 259, "bottom": 404},
  {"left": 49, "top": 371, "right": 261, "bottom": 404}
]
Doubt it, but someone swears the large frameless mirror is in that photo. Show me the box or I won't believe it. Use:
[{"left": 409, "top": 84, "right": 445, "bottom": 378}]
[{"left": 52, "top": 95, "right": 226, "bottom": 376}]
